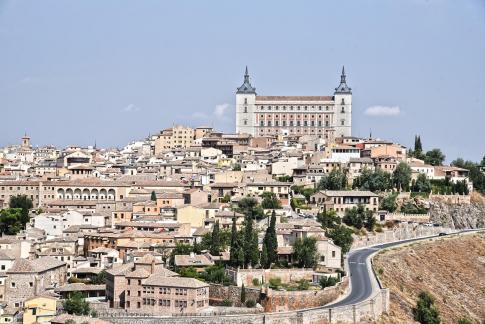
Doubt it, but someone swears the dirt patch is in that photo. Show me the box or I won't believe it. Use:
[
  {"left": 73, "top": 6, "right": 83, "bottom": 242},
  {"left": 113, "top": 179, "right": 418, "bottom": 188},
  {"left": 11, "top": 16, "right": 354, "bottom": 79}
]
[{"left": 373, "top": 233, "right": 485, "bottom": 324}]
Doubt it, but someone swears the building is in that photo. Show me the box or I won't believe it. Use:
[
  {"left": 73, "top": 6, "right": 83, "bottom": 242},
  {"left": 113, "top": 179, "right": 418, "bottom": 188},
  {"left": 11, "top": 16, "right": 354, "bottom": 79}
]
[
  {"left": 311, "top": 190, "right": 379, "bottom": 215},
  {"left": 154, "top": 126, "right": 195, "bottom": 154},
  {"left": 235, "top": 66, "right": 352, "bottom": 139},
  {"left": 106, "top": 254, "right": 209, "bottom": 314},
  {"left": 23, "top": 295, "right": 57, "bottom": 324},
  {"left": 5, "top": 257, "right": 67, "bottom": 307}
]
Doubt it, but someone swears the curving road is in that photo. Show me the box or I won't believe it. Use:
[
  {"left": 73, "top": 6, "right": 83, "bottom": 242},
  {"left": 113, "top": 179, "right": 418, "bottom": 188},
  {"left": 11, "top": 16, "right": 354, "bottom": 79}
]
[{"left": 325, "top": 230, "right": 478, "bottom": 308}]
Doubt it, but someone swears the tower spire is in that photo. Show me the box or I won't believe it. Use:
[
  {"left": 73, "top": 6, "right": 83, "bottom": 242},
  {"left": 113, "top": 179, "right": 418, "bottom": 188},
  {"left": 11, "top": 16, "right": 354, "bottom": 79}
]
[
  {"left": 237, "top": 66, "right": 256, "bottom": 94},
  {"left": 335, "top": 65, "right": 351, "bottom": 94}
]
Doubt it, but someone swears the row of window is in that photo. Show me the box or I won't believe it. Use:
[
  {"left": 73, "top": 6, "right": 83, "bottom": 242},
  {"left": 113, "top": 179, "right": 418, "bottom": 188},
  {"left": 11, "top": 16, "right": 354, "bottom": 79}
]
[{"left": 260, "top": 120, "right": 332, "bottom": 127}]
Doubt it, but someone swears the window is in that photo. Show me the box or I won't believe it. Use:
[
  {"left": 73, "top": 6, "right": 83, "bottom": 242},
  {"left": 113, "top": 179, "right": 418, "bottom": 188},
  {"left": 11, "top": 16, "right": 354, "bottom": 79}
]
[
  {"left": 243, "top": 119, "right": 247, "bottom": 125},
  {"left": 341, "top": 120, "right": 345, "bottom": 126},
  {"left": 260, "top": 121, "right": 264, "bottom": 126},
  {"left": 332, "top": 251, "right": 336, "bottom": 257},
  {"left": 244, "top": 98, "right": 247, "bottom": 104},
  {"left": 10, "top": 282, "right": 15, "bottom": 288},
  {"left": 244, "top": 107, "right": 247, "bottom": 113},
  {"left": 341, "top": 107, "right": 345, "bottom": 113},
  {"left": 267, "top": 121, "right": 271, "bottom": 127}
]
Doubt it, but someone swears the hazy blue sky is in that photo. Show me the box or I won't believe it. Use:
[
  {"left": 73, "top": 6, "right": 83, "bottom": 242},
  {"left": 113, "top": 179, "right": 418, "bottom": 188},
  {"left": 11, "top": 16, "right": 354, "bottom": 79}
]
[{"left": 1, "top": 0, "right": 484, "bottom": 161}]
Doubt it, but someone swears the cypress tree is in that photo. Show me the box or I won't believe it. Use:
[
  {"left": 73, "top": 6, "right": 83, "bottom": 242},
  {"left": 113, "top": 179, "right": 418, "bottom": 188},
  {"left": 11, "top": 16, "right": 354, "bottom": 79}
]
[
  {"left": 263, "top": 210, "right": 278, "bottom": 267},
  {"left": 241, "top": 283, "right": 246, "bottom": 303},
  {"left": 243, "top": 215, "right": 253, "bottom": 268},
  {"left": 150, "top": 191, "right": 157, "bottom": 201},
  {"left": 250, "top": 231, "right": 260, "bottom": 267},
  {"left": 261, "top": 244, "right": 269, "bottom": 269},
  {"left": 229, "top": 215, "right": 238, "bottom": 265},
  {"left": 210, "top": 220, "right": 221, "bottom": 256}
]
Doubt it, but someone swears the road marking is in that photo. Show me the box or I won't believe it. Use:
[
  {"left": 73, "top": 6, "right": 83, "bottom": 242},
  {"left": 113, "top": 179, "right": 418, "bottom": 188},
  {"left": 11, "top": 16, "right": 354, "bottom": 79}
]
[{"left": 358, "top": 262, "right": 366, "bottom": 265}]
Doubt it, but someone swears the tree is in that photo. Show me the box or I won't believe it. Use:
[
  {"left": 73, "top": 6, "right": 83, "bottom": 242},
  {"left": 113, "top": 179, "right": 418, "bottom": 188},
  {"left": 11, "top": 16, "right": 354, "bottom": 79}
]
[
  {"left": 0, "top": 208, "right": 23, "bottom": 235},
  {"left": 261, "top": 192, "right": 281, "bottom": 209},
  {"left": 262, "top": 210, "right": 277, "bottom": 268},
  {"left": 317, "top": 169, "right": 347, "bottom": 190},
  {"left": 232, "top": 163, "right": 241, "bottom": 171},
  {"left": 63, "top": 292, "right": 91, "bottom": 315},
  {"left": 210, "top": 221, "right": 221, "bottom": 256},
  {"left": 414, "top": 135, "right": 423, "bottom": 153},
  {"left": 326, "top": 225, "right": 354, "bottom": 254},
  {"left": 413, "top": 291, "right": 441, "bottom": 324},
  {"left": 380, "top": 193, "right": 398, "bottom": 212},
  {"left": 317, "top": 210, "right": 341, "bottom": 229},
  {"left": 343, "top": 204, "right": 376, "bottom": 231},
  {"left": 238, "top": 197, "right": 264, "bottom": 220},
  {"left": 9, "top": 195, "right": 33, "bottom": 227},
  {"left": 413, "top": 173, "right": 432, "bottom": 193},
  {"left": 424, "top": 149, "right": 445, "bottom": 166},
  {"left": 292, "top": 237, "right": 317, "bottom": 268},
  {"left": 393, "top": 162, "right": 412, "bottom": 191},
  {"left": 353, "top": 168, "right": 392, "bottom": 192},
  {"left": 243, "top": 215, "right": 259, "bottom": 268},
  {"left": 319, "top": 276, "right": 338, "bottom": 289},
  {"left": 240, "top": 283, "right": 246, "bottom": 303},
  {"left": 458, "top": 319, "right": 472, "bottom": 324},
  {"left": 260, "top": 245, "right": 269, "bottom": 269},
  {"left": 91, "top": 270, "right": 107, "bottom": 284},
  {"left": 150, "top": 191, "right": 157, "bottom": 201}
]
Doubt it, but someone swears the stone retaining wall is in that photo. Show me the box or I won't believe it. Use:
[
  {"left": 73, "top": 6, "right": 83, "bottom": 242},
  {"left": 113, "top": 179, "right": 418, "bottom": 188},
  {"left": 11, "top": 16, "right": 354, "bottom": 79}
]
[
  {"left": 209, "top": 284, "right": 261, "bottom": 307},
  {"left": 262, "top": 276, "right": 349, "bottom": 312},
  {"left": 102, "top": 288, "right": 389, "bottom": 324},
  {"left": 226, "top": 267, "right": 315, "bottom": 287},
  {"left": 351, "top": 224, "right": 451, "bottom": 249}
]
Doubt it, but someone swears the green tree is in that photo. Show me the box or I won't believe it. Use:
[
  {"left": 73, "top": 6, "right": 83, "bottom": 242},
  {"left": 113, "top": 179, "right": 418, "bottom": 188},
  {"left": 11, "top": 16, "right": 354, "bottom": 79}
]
[
  {"left": 457, "top": 318, "right": 472, "bottom": 324},
  {"left": 232, "top": 163, "right": 241, "bottom": 171},
  {"left": 317, "top": 210, "right": 341, "bottom": 229},
  {"left": 413, "top": 173, "right": 432, "bottom": 193},
  {"left": 353, "top": 168, "right": 392, "bottom": 192},
  {"left": 150, "top": 191, "right": 157, "bottom": 201},
  {"left": 243, "top": 215, "right": 259, "bottom": 268},
  {"left": 414, "top": 135, "right": 423, "bottom": 153},
  {"left": 262, "top": 210, "right": 278, "bottom": 268},
  {"left": 260, "top": 244, "right": 269, "bottom": 269},
  {"left": 393, "top": 162, "right": 412, "bottom": 191},
  {"left": 229, "top": 215, "right": 239, "bottom": 265},
  {"left": 342, "top": 204, "right": 375, "bottom": 231},
  {"left": 424, "top": 149, "right": 445, "bottom": 166},
  {"left": 91, "top": 270, "right": 107, "bottom": 284},
  {"left": 238, "top": 197, "right": 264, "bottom": 220},
  {"left": 413, "top": 291, "right": 441, "bottom": 324},
  {"left": 317, "top": 169, "right": 347, "bottom": 190},
  {"left": 319, "top": 276, "right": 338, "bottom": 289},
  {"left": 9, "top": 195, "right": 33, "bottom": 227},
  {"left": 380, "top": 193, "right": 398, "bottom": 212},
  {"left": 210, "top": 221, "right": 221, "bottom": 256},
  {"left": 261, "top": 192, "right": 282, "bottom": 209},
  {"left": 63, "top": 292, "right": 91, "bottom": 315},
  {"left": 0, "top": 208, "right": 23, "bottom": 235},
  {"left": 292, "top": 236, "right": 317, "bottom": 268},
  {"left": 240, "top": 283, "right": 246, "bottom": 303},
  {"left": 326, "top": 225, "right": 354, "bottom": 254}
]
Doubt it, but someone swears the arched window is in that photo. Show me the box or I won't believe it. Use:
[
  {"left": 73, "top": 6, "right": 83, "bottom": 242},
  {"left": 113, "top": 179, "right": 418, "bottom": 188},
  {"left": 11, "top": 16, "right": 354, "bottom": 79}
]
[
  {"left": 341, "top": 98, "right": 345, "bottom": 104},
  {"left": 244, "top": 98, "right": 248, "bottom": 104},
  {"left": 341, "top": 107, "right": 345, "bottom": 113},
  {"left": 244, "top": 107, "right": 247, "bottom": 113}
]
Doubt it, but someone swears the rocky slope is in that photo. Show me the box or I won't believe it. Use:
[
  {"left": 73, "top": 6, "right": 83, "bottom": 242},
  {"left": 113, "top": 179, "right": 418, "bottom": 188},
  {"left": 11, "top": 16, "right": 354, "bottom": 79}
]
[
  {"left": 429, "top": 201, "right": 485, "bottom": 229},
  {"left": 373, "top": 233, "right": 485, "bottom": 324}
]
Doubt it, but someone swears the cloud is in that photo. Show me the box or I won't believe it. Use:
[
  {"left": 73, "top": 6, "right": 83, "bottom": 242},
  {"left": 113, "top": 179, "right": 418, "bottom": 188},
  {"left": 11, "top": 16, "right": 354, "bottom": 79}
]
[
  {"left": 364, "top": 105, "right": 401, "bottom": 117},
  {"left": 214, "top": 103, "right": 230, "bottom": 118},
  {"left": 122, "top": 104, "right": 140, "bottom": 113}
]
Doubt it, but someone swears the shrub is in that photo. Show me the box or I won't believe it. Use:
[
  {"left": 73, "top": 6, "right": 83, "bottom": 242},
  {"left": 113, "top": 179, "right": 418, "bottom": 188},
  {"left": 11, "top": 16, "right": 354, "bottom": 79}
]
[
  {"left": 221, "top": 299, "right": 233, "bottom": 307},
  {"left": 458, "top": 319, "right": 472, "bottom": 324},
  {"left": 269, "top": 277, "right": 282, "bottom": 289},
  {"left": 252, "top": 278, "right": 260, "bottom": 286},
  {"left": 413, "top": 291, "right": 441, "bottom": 324},
  {"left": 245, "top": 299, "right": 256, "bottom": 308},
  {"left": 296, "top": 279, "right": 310, "bottom": 291},
  {"left": 319, "top": 276, "right": 338, "bottom": 289}
]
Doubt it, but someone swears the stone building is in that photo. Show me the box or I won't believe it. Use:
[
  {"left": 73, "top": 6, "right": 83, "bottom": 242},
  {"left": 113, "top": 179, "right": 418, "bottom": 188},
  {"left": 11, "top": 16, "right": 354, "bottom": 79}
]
[
  {"left": 5, "top": 256, "right": 67, "bottom": 308},
  {"left": 235, "top": 66, "right": 352, "bottom": 139},
  {"left": 106, "top": 254, "right": 209, "bottom": 314}
]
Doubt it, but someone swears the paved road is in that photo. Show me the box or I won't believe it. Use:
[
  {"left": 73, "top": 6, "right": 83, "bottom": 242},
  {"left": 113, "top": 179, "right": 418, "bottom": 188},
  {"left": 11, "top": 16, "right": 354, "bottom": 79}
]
[{"left": 325, "top": 230, "right": 477, "bottom": 308}]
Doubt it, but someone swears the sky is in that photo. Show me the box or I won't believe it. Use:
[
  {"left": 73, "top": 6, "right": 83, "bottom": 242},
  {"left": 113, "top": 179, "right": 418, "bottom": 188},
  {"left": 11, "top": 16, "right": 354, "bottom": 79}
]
[{"left": 0, "top": 0, "right": 484, "bottom": 162}]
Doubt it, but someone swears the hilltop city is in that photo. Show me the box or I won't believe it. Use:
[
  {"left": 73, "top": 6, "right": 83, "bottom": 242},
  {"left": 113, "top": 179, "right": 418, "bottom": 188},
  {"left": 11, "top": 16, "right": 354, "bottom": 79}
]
[{"left": 0, "top": 68, "right": 484, "bottom": 324}]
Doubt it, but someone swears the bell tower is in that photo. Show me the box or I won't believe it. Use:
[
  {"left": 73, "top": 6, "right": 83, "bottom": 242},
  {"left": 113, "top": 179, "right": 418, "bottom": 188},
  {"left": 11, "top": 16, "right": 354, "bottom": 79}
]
[
  {"left": 21, "top": 133, "right": 31, "bottom": 149},
  {"left": 235, "top": 66, "right": 257, "bottom": 136},
  {"left": 333, "top": 66, "right": 352, "bottom": 137}
]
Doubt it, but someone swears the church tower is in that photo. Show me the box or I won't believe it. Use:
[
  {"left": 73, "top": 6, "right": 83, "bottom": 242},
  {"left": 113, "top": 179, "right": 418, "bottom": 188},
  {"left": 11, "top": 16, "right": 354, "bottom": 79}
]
[
  {"left": 21, "top": 133, "right": 31, "bottom": 149},
  {"left": 333, "top": 66, "right": 352, "bottom": 137},
  {"left": 235, "top": 67, "right": 257, "bottom": 136}
]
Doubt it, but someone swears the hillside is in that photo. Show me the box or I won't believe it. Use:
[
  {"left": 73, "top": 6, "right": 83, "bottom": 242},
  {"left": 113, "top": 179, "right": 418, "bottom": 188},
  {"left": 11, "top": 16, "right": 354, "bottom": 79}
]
[{"left": 373, "top": 233, "right": 485, "bottom": 324}]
